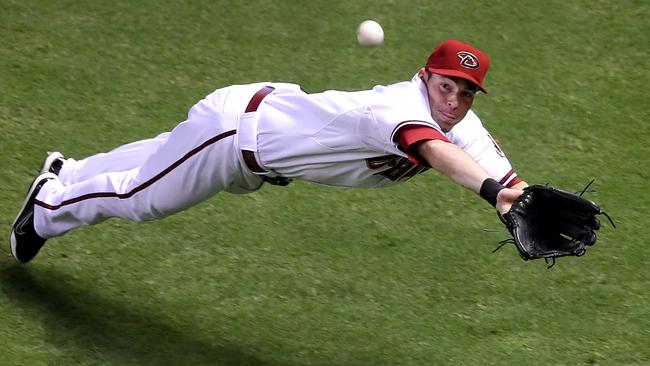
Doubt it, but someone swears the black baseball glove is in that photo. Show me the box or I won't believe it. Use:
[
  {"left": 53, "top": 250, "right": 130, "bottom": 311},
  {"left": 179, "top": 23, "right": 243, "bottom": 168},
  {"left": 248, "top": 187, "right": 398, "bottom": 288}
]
[{"left": 498, "top": 183, "right": 614, "bottom": 265}]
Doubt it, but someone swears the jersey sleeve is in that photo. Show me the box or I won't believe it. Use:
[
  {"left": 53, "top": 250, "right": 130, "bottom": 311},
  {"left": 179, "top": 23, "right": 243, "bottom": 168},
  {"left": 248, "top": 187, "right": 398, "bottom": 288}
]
[
  {"left": 393, "top": 124, "right": 450, "bottom": 166},
  {"left": 445, "top": 111, "right": 522, "bottom": 188}
]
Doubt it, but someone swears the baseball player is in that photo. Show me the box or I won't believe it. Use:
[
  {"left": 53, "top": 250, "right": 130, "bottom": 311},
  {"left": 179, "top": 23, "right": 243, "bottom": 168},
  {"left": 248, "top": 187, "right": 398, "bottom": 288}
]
[{"left": 10, "top": 38, "right": 528, "bottom": 263}]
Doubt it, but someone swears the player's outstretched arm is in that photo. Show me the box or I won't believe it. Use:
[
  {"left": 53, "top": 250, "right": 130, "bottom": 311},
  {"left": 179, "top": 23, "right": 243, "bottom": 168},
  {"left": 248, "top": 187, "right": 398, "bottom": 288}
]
[
  {"left": 416, "top": 139, "right": 490, "bottom": 192},
  {"left": 415, "top": 139, "right": 523, "bottom": 213}
]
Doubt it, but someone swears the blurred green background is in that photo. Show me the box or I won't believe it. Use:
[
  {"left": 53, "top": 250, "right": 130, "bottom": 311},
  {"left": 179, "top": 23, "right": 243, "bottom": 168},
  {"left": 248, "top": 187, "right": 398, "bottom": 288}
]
[{"left": 1, "top": 1, "right": 648, "bottom": 365}]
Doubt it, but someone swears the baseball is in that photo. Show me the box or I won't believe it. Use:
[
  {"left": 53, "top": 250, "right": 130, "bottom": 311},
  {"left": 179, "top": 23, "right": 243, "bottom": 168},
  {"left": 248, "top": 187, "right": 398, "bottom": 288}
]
[{"left": 356, "top": 20, "right": 384, "bottom": 48}]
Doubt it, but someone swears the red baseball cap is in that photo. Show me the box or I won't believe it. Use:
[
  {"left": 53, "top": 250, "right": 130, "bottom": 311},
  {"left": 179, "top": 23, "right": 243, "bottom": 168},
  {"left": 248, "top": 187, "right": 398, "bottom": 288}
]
[{"left": 425, "top": 39, "right": 490, "bottom": 93}]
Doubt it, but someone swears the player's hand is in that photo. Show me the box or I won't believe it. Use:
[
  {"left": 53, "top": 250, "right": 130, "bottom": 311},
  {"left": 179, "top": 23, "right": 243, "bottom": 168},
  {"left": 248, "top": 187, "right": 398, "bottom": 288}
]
[{"left": 496, "top": 188, "right": 524, "bottom": 215}]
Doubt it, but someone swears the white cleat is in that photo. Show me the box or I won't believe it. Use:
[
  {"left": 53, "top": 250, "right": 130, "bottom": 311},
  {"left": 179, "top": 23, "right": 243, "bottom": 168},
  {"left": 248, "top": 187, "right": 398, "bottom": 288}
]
[{"left": 39, "top": 151, "right": 65, "bottom": 175}]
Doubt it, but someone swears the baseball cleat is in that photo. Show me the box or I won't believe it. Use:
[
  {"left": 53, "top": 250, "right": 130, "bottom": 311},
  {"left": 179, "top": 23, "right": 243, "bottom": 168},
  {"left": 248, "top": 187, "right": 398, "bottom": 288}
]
[
  {"left": 10, "top": 172, "right": 58, "bottom": 264},
  {"left": 39, "top": 151, "right": 65, "bottom": 176}
]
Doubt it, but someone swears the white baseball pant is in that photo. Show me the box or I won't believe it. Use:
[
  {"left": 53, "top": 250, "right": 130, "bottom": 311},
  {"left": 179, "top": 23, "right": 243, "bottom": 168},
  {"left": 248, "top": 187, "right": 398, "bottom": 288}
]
[{"left": 33, "top": 85, "right": 267, "bottom": 238}]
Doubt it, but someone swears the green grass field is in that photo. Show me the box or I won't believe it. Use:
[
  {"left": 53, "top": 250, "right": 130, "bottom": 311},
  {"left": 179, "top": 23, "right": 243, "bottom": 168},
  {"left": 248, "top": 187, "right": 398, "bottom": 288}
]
[{"left": 1, "top": 1, "right": 649, "bottom": 365}]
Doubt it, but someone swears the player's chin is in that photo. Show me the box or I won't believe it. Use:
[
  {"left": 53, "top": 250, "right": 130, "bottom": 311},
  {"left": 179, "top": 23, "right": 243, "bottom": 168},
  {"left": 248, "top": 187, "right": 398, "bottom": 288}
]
[
  {"left": 437, "top": 119, "right": 458, "bottom": 132},
  {"left": 435, "top": 113, "right": 460, "bottom": 132}
]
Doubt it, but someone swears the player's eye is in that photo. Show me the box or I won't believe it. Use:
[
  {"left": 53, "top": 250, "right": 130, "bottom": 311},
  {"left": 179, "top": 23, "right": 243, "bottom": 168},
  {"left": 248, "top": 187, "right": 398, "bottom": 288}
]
[{"left": 441, "top": 83, "right": 452, "bottom": 91}]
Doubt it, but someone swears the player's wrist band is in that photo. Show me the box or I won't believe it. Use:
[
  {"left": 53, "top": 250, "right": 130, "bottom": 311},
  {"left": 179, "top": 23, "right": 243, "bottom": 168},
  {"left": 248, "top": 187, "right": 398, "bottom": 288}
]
[{"left": 480, "top": 178, "right": 505, "bottom": 207}]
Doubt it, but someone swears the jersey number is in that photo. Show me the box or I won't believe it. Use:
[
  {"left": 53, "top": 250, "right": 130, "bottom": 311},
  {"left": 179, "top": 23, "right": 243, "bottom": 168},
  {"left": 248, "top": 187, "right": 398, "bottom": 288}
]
[{"left": 366, "top": 155, "right": 428, "bottom": 182}]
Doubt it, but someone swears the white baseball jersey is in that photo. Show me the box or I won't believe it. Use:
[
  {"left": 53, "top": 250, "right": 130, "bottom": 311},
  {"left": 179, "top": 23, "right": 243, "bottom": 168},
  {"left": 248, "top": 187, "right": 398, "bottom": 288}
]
[
  {"left": 34, "top": 77, "right": 519, "bottom": 238},
  {"left": 252, "top": 74, "right": 519, "bottom": 188}
]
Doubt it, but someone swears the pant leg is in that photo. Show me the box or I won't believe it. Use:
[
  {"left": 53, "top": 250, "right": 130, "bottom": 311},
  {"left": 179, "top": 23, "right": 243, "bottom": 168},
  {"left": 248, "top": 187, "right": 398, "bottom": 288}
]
[
  {"left": 57, "top": 83, "right": 271, "bottom": 186},
  {"left": 58, "top": 132, "right": 170, "bottom": 185},
  {"left": 33, "top": 108, "right": 261, "bottom": 238}
]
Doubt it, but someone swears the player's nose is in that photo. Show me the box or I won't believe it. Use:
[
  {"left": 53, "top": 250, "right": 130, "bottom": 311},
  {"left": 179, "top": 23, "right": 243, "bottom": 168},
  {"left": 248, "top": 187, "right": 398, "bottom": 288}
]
[{"left": 446, "top": 94, "right": 458, "bottom": 108}]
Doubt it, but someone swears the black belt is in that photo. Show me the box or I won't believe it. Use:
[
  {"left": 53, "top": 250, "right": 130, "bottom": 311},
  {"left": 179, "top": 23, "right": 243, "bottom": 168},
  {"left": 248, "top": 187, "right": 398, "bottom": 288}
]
[{"left": 241, "top": 86, "right": 291, "bottom": 186}]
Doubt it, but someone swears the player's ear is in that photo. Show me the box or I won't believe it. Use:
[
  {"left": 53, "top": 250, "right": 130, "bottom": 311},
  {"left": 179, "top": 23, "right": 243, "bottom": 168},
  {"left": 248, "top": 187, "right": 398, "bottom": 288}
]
[{"left": 418, "top": 67, "right": 427, "bottom": 80}]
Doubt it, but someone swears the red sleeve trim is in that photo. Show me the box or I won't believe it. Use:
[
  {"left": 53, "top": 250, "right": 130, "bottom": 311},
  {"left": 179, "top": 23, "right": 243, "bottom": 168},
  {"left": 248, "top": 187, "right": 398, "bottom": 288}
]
[
  {"left": 394, "top": 125, "right": 450, "bottom": 166},
  {"left": 499, "top": 169, "right": 522, "bottom": 188},
  {"left": 508, "top": 177, "right": 522, "bottom": 187}
]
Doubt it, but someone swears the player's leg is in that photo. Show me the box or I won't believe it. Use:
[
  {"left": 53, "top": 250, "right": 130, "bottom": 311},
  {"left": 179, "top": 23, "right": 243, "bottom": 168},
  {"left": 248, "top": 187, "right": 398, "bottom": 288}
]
[
  {"left": 42, "top": 132, "right": 171, "bottom": 185},
  {"left": 34, "top": 110, "right": 260, "bottom": 238},
  {"left": 43, "top": 83, "right": 261, "bottom": 185},
  {"left": 10, "top": 84, "right": 266, "bottom": 263},
  {"left": 11, "top": 111, "right": 260, "bottom": 263}
]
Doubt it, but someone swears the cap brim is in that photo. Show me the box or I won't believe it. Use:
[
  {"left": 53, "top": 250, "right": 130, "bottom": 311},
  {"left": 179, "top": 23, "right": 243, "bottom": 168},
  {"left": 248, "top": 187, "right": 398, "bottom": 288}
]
[{"left": 426, "top": 67, "right": 487, "bottom": 93}]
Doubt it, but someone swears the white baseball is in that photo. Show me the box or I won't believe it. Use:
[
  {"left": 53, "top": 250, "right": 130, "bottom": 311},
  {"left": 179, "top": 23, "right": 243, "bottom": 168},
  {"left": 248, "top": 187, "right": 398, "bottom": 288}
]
[{"left": 356, "top": 20, "right": 384, "bottom": 48}]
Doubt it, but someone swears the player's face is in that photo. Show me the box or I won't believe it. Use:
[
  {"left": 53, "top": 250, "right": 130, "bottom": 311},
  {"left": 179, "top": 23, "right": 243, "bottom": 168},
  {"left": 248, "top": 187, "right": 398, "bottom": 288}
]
[{"left": 423, "top": 72, "right": 477, "bottom": 132}]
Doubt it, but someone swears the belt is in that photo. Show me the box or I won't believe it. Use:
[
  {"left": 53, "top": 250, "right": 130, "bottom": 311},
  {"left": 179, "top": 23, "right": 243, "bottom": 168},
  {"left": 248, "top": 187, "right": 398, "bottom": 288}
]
[
  {"left": 241, "top": 86, "right": 292, "bottom": 186},
  {"left": 245, "top": 85, "right": 275, "bottom": 113}
]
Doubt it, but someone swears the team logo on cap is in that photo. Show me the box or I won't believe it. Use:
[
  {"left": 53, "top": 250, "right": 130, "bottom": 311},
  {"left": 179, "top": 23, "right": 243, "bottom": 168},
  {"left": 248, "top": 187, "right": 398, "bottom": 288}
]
[{"left": 457, "top": 51, "right": 479, "bottom": 69}]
